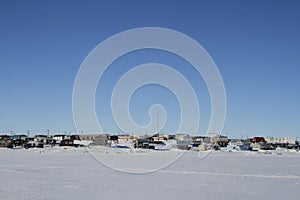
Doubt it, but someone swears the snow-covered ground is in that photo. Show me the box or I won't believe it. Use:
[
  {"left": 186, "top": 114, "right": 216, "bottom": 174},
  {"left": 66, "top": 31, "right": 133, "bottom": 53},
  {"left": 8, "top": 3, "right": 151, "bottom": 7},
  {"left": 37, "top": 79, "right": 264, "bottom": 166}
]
[{"left": 0, "top": 147, "right": 299, "bottom": 200}]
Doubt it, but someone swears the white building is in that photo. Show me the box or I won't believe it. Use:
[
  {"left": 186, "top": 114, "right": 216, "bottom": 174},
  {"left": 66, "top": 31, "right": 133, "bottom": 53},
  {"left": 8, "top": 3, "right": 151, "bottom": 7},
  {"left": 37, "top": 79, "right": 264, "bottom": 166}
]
[
  {"left": 207, "top": 133, "right": 221, "bottom": 138},
  {"left": 265, "top": 137, "right": 296, "bottom": 145}
]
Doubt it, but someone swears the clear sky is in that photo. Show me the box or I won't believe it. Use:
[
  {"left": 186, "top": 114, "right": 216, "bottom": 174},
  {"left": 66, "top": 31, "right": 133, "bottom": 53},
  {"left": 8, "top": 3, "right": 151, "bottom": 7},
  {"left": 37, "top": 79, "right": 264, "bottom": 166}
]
[{"left": 1, "top": 0, "right": 299, "bottom": 138}]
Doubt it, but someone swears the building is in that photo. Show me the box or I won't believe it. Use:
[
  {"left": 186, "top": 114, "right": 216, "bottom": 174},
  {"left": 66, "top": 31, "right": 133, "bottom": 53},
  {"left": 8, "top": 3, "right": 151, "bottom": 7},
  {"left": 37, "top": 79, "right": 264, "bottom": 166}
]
[
  {"left": 175, "top": 133, "right": 189, "bottom": 140},
  {"left": 253, "top": 137, "right": 266, "bottom": 143},
  {"left": 210, "top": 135, "right": 229, "bottom": 147},
  {"left": 193, "top": 136, "right": 207, "bottom": 142},
  {"left": 79, "top": 134, "right": 101, "bottom": 141},
  {"left": 53, "top": 134, "right": 68, "bottom": 142},
  {"left": 25, "top": 141, "right": 44, "bottom": 149},
  {"left": 135, "top": 138, "right": 154, "bottom": 149},
  {"left": 250, "top": 142, "right": 274, "bottom": 151},
  {"left": 227, "top": 141, "right": 250, "bottom": 151},
  {"left": 93, "top": 134, "right": 109, "bottom": 146},
  {"left": 265, "top": 137, "right": 296, "bottom": 145},
  {"left": 0, "top": 135, "right": 12, "bottom": 148},
  {"left": 207, "top": 133, "right": 221, "bottom": 138},
  {"left": 152, "top": 136, "right": 168, "bottom": 141},
  {"left": 10, "top": 134, "right": 28, "bottom": 141},
  {"left": 198, "top": 143, "right": 211, "bottom": 151},
  {"left": 60, "top": 139, "right": 74, "bottom": 146},
  {"left": 117, "top": 135, "right": 134, "bottom": 141},
  {"left": 34, "top": 135, "right": 54, "bottom": 144},
  {"left": 177, "top": 135, "right": 193, "bottom": 150}
]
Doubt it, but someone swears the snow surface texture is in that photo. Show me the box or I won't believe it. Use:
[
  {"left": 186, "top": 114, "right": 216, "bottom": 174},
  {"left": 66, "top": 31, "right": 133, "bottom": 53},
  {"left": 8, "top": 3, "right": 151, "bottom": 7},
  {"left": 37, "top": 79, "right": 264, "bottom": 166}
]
[{"left": 0, "top": 147, "right": 299, "bottom": 200}]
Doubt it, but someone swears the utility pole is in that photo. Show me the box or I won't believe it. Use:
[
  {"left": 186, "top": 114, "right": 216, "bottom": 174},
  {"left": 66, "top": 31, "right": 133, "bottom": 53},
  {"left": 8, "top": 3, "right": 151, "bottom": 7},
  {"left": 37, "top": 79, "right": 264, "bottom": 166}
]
[
  {"left": 47, "top": 129, "right": 50, "bottom": 136},
  {"left": 157, "top": 107, "right": 159, "bottom": 136}
]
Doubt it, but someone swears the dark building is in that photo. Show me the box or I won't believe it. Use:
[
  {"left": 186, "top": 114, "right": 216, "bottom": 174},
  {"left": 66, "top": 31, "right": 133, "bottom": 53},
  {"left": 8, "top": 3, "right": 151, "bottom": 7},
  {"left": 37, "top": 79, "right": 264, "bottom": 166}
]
[{"left": 253, "top": 137, "right": 266, "bottom": 143}]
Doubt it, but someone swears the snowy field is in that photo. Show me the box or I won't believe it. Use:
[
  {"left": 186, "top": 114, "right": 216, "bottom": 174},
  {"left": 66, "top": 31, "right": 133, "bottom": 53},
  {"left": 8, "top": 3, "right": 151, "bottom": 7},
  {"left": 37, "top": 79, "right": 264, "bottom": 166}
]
[{"left": 0, "top": 147, "right": 299, "bottom": 200}]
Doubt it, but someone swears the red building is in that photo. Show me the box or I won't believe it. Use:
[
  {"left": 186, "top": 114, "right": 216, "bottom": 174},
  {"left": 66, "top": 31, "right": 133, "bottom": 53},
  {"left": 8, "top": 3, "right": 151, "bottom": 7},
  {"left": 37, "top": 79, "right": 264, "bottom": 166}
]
[{"left": 253, "top": 137, "right": 266, "bottom": 143}]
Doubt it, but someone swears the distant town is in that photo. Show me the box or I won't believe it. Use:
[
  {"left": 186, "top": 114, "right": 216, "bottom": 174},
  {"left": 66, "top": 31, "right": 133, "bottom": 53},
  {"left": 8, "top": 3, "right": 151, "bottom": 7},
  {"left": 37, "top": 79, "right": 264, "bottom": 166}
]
[{"left": 0, "top": 132, "right": 299, "bottom": 152}]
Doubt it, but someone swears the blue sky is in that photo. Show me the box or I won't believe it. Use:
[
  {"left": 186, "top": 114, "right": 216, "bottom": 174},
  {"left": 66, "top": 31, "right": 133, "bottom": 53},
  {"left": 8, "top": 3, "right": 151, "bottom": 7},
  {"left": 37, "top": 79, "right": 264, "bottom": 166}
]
[{"left": 0, "top": 0, "right": 299, "bottom": 138}]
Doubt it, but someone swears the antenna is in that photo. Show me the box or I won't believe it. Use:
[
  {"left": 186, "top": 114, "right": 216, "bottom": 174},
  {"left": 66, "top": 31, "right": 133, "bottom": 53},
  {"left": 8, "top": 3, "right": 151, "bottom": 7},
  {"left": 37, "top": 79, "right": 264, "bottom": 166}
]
[{"left": 157, "top": 106, "right": 159, "bottom": 135}]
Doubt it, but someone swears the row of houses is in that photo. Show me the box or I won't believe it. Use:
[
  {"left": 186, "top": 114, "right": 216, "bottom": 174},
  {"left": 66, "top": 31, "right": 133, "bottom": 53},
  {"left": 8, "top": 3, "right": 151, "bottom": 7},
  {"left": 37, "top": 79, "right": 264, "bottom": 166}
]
[
  {"left": 0, "top": 133, "right": 136, "bottom": 149},
  {"left": 227, "top": 136, "right": 299, "bottom": 151},
  {"left": 0, "top": 133, "right": 299, "bottom": 151},
  {"left": 109, "top": 133, "right": 299, "bottom": 151},
  {"left": 0, "top": 134, "right": 81, "bottom": 149}
]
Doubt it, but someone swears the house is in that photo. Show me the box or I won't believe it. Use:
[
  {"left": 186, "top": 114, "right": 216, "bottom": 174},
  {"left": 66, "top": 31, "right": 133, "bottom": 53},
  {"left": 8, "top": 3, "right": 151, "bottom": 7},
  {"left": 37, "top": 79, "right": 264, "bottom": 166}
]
[
  {"left": 191, "top": 141, "right": 202, "bottom": 148},
  {"left": 12, "top": 139, "right": 26, "bottom": 148},
  {"left": 53, "top": 134, "right": 67, "bottom": 142},
  {"left": 58, "top": 135, "right": 83, "bottom": 147},
  {"left": 193, "top": 134, "right": 214, "bottom": 144},
  {"left": 79, "top": 134, "right": 100, "bottom": 141},
  {"left": 265, "top": 137, "right": 296, "bottom": 145},
  {"left": 59, "top": 139, "right": 74, "bottom": 146},
  {"left": 70, "top": 135, "right": 80, "bottom": 141},
  {"left": 134, "top": 138, "right": 167, "bottom": 150},
  {"left": 10, "top": 134, "right": 28, "bottom": 141},
  {"left": 105, "top": 135, "right": 118, "bottom": 146},
  {"left": 198, "top": 143, "right": 220, "bottom": 151},
  {"left": 253, "top": 137, "right": 266, "bottom": 143},
  {"left": 135, "top": 138, "right": 155, "bottom": 149},
  {"left": 193, "top": 136, "right": 206, "bottom": 142},
  {"left": 151, "top": 134, "right": 168, "bottom": 141},
  {"left": 177, "top": 135, "right": 193, "bottom": 150},
  {"left": 25, "top": 137, "right": 35, "bottom": 142},
  {"left": 149, "top": 141, "right": 168, "bottom": 150},
  {"left": 198, "top": 143, "right": 210, "bottom": 151},
  {"left": 198, "top": 134, "right": 228, "bottom": 147},
  {"left": 0, "top": 135, "right": 13, "bottom": 148},
  {"left": 168, "top": 135, "right": 176, "bottom": 140},
  {"left": 175, "top": 133, "right": 189, "bottom": 140},
  {"left": 92, "top": 134, "right": 109, "bottom": 146},
  {"left": 76, "top": 134, "right": 102, "bottom": 146},
  {"left": 210, "top": 135, "right": 229, "bottom": 147},
  {"left": 52, "top": 134, "right": 73, "bottom": 144},
  {"left": 9, "top": 134, "right": 28, "bottom": 147},
  {"left": 227, "top": 141, "right": 250, "bottom": 151},
  {"left": 208, "top": 133, "right": 221, "bottom": 138},
  {"left": 34, "top": 135, "right": 54, "bottom": 144},
  {"left": 250, "top": 142, "right": 274, "bottom": 151},
  {"left": 73, "top": 139, "right": 92, "bottom": 147},
  {"left": 117, "top": 135, "right": 132, "bottom": 141},
  {"left": 116, "top": 135, "right": 135, "bottom": 148},
  {"left": 25, "top": 141, "right": 44, "bottom": 149},
  {"left": 152, "top": 136, "right": 168, "bottom": 141}
]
